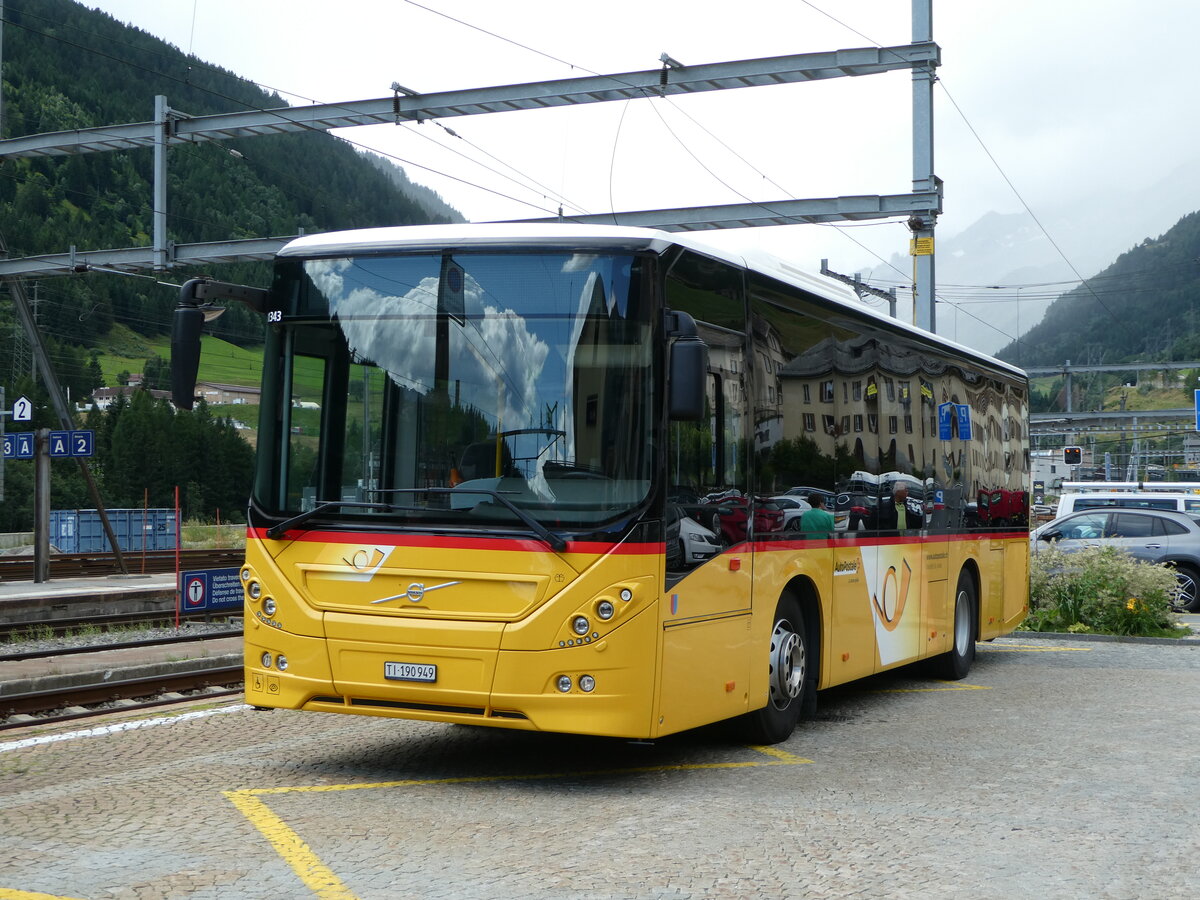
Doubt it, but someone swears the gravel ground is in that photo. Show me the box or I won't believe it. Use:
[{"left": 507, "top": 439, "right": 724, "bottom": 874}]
[{"left": 1, "top": 619, "right": 242, "bottom": 654}]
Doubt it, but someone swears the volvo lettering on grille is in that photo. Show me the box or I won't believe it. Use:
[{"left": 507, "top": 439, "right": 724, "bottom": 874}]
[{"left": 371, "top": 581, "right": 461, "bottom": 604}]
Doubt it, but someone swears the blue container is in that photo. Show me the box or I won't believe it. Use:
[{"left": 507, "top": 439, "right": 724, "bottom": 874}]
[{"left": 50, "top": 509, "right": 177, "bottom": 553}]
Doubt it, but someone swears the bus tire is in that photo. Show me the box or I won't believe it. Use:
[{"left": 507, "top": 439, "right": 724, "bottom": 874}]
[
  {"left": 742, "top": 595, "right": 806, "bottom": 744},
  {"left": 932, "top": 571, "right": 976, "bottom": 680}
]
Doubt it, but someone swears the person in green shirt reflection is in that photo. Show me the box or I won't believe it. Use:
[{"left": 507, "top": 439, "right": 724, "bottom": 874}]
[{"left": 798, "top": 492, "right": 836, "bottom": 539}]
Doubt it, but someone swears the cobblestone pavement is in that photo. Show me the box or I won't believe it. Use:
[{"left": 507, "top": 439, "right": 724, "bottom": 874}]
[{"left": 1, "top": 637, "right": 1197, "bottom": 900}]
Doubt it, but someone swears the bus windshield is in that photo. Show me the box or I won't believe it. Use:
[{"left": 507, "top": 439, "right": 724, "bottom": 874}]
[{"left": 254, "top": 250, "right": 655, "bottom": 533}]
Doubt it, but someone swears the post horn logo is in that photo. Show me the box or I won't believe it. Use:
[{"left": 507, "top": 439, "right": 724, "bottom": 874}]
[{"left": 872, "top": 558, "right": 911, "bottom": 633}]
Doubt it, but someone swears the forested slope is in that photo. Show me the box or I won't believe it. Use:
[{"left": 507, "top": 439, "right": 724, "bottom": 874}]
[
  {"left": 995, "top": 211, "right": 1200, "bottom": 367},
  {"left": 0, "top": 0, "right": 462, "bottom": 530}
]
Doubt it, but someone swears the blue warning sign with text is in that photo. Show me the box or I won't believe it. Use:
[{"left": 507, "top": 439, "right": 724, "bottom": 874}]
[{"left": 181, "top": 567, "right": 243, "bottom": 611}]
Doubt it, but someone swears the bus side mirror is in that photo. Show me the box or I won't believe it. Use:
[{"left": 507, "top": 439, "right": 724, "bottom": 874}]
[
  {"left": 666, "top": 309, "right": 708, "bottom": 421},
  {"left": 170, "top": 277, "right": 267, "bottom": 410},
  {"left": 170, "top": 304, "right": 206, "bottom": 410}
]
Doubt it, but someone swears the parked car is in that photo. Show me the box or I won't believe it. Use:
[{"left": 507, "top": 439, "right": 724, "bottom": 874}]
[
  {"left": 666, "top": 504, "right": 719, "bottom": 570},
  {"left": 668, "top": 487, "right": 725, "bottom": 535},
  {"left": 1055, "top": 490, "right": 1200, "bottom": 522},
  {"left": 1032, "top": 507, "right": 1200, "bottom": 611},
  {"left": 769, "top": 495, "right": 811, "bottom": 530},
  {"left": 713, "top": 496, "right": 785, "bottom": 543},
  {"left": 783, "top": 486, "right": 834, "bottom": 504},
  {"left": 670, "top": 504, "right": 720, "bottom": 566},
  {"left": 978, "top": 488, "right": 1029, "bottom": 528}
]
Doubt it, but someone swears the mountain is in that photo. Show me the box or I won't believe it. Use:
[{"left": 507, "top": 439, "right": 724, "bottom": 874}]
[
  {"left": 868, "top": 159, "right": 1200, "bottom": 356},
  {"left": 992, "top": 209, "right": 1200, "bottom": 367},
  {"left": 0, "top": 0, "right": 461, "bottom": 383}
]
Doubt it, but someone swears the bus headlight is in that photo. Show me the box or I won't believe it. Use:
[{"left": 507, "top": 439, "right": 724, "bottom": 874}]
[
  {"left": 261, "top": 652, "right": 273, "bottom": 668},
  {"left": 248, "top": 581, "right": 262, "bottom": 600},
  {"left": 276, "top": 655, "right": 289, "bottom": 671},
  {"left": 241, "top": 568, "right": 253, "bottom": 582},
  {"left": 572, "top": 616, "right": 590, "bottom": 635},
  {"left": 579, "top": 675, "right": 596, "bottom": 693},
  {"left": 596, "top": 601, "right": 615, "bottom": 620},
  {"left": 619, "top": 588, "right": 633, "bottom": 603},
  {"left": 263, "top": 597, "right": 276, "bottom": 616},
  {"left": 556, "top": 675, "right": 573, "bottom": 692}
]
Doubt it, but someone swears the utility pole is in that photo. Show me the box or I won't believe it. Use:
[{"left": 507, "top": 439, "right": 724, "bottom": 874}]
[
  {"left": 34, "top": 429, "right": 49, "bottom": 582},
  {"left": 0, "top": 386, "right": 6, "bottom": 504},
  {"left": 820, "top": 260, "right": 898, "bottom": 318},
  {"left": 910, "top": 0, "right": 938, "bottom": 333},
  {"left": 1, "top": 234, "right": 129, "bottom": 575}
]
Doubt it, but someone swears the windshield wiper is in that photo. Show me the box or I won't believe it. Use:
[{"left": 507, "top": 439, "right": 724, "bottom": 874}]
[
  {"left": 387, "top": 487, "right": 568, "bottom": 553},
  {"left": 264, "top": 501, "right": 400, "bottom": 540}
]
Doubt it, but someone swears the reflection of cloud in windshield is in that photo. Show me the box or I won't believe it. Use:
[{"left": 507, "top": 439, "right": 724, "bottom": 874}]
[{"left": 308, "top": 260, "right": 549, "bottom": 428}]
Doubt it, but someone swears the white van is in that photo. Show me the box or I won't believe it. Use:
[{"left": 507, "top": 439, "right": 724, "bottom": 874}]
[{"left": 1055, "top": 482, "right": 1200, "bottom": 521}]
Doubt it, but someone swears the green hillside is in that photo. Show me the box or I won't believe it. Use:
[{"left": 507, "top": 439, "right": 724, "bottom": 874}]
[
  {"left": 0, "top": 0, "right": 460, "bottom": 384},
  {"left": 0, "top": 0, "right": 462, "bottom": 531},
  {"left": 996, "top": 211, "right": 1200, "bottom": 367}
]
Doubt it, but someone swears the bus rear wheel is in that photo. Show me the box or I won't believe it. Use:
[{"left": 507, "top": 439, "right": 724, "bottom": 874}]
[
  {"left": 742, "top": 595, "right": 806, "bottom": 744},
  {"left": 931, "top": 571, "right": 976, "bottom": 680}
]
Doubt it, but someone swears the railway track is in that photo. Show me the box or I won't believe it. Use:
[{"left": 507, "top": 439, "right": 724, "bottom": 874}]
[
  {"left": 0, "top": 663, "right": 245, "bottom": 730},
  {"left": 0, "top": 609, "right": 241, "bottom": 644},
  {"left": 0, "top": 628, "right": 246, "bottom": 730},
  {"left": 0, "top": 625, "right": 243, "bottom": 661},
  {"left": 0, "top": 548, "right": 244, "bottom": 581}
]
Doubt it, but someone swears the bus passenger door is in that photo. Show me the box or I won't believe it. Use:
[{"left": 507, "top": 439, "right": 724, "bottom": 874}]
[{"left": 826, "top": 544, "right": 875, "bottom": 685}]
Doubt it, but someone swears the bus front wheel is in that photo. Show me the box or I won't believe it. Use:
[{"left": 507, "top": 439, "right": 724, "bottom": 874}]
[{"left": 742, "top": 595, "right": 806, "bottom": 744}]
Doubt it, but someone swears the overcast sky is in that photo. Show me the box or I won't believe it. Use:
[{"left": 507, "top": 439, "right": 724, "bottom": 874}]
[{"left": 79, "top": 0, "right": 1200, "bottom": 279}]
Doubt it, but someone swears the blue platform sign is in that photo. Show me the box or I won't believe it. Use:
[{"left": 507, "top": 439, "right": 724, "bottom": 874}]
[
  {"left": 1, "top": 434, "right": 13, "bottom": 459},
  {"left": 70, "top": 430, "right": 94, "bottom": 457},
  {"left": 955, "top": 403, "right": 973, "bottom": 441},
  {"left": 181, "top": 567, "right": 243, "bottom": 612},
  {"left": 937, "top": 402, "right": 955, "bottom": 440},
  {"left": 49, "top": 431, "right": 70, "bottom": 457},
  {"left": 1194, "top": 389, "right": 1200, "bottom": 431},
  {"left": 15, "top": 432, "right": 34, "bottom": 459},
  {"left": 937, "top": 402, "right": 973, "bottom": 440}
]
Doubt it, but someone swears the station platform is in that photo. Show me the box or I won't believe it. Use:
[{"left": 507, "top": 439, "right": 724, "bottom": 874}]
[
  {"left": 0, "top": 574, "right": 243, "bottom": 706},
  {"left": 0, "top": 572, "right": 178, "bottom": 605}
]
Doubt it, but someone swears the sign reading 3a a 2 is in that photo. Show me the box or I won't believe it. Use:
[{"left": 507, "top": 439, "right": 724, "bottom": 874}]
[{"left": 1, "top": 430, "right": 94, "bottom": 459}]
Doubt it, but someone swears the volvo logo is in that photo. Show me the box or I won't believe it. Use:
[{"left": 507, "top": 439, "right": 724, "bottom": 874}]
[{"left": 371, "top": 581, "right": 461, "bottom": 604}]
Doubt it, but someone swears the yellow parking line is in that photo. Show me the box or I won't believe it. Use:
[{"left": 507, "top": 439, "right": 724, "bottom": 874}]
[
  {"left": 873, "top": 682, "right": 991, "bottom": 693},
  {"left": 223, "top": 790, "right": 358, "bottom": 900},
  {"left": 748, "top": 744, "right": 813, "bottom": 763},
  {"left": 0, "top": 890, "right": 88, "bottom": 900},
  {"left": 225, "top": 749, "right": 811, "bottom": 898},
  {"left": 982, "top": 643, "right": 1092, "bottom": 652}
]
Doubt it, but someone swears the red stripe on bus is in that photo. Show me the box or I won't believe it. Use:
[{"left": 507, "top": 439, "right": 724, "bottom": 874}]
[
  {"left": 247, "top": 527, "right": 663, "bottom": 554},
  {"left": 749, "top": 531, "right": 1029, "bottom": 550}
]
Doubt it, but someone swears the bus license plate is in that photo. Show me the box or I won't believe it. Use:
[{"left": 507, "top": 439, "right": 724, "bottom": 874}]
[{"left": 384, "top": 661, "right": 437, "bottom": 683}]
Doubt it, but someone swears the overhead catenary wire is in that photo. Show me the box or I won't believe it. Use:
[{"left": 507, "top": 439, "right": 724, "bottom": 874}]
[{"left": 7, "top": 0, "right": 1063, "bottom": 357}]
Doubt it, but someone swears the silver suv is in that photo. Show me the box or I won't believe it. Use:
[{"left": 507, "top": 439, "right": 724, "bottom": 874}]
[{"left": 1033, "top": 507, "right": 1200, "bottom": 611}]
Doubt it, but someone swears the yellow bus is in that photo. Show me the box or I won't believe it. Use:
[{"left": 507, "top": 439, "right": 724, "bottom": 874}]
[{"left": 172, "top": 224, "right": 1029, "bottom": 743}]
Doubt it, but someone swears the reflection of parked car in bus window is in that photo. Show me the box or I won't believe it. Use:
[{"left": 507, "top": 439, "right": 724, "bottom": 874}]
[{"left": 666, "top": 504, "right": 721, "bottom": 568}]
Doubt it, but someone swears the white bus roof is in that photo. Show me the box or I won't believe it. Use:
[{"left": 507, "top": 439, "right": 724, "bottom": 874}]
[{"left": 279, "top": 223, "right": 1025, "bottom": 380}]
